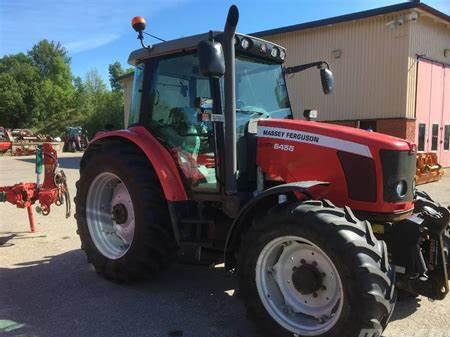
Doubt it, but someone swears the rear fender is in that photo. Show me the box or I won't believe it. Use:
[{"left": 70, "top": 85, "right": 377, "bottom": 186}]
[
  {"left": 87, "top": 126, "right": 187, "bottom": 201},
  {"left": 224, "top": 181, "right": 329, "bottom": 270}
]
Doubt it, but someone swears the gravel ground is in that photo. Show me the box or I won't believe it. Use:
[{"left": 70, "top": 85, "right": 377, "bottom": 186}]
[{"left": 0, "top": 154, "right": 449, "bottom": 337}]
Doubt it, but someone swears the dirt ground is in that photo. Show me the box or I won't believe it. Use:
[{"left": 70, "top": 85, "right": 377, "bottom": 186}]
[{"left": 1, "top": 154, "right": 449, "bottom": 337}]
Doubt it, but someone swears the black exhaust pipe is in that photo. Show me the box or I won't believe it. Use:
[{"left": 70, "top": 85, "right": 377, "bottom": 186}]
[{"left": 223, "top": 5, "right": 239, "bottom": 195}]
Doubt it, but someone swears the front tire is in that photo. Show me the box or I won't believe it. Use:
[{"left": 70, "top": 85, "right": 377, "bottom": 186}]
[
  {"left": 75, "top": 142, "right": 176, "bottom": 282},
  {"left": 238, "top": 200, "right": 396, "bottom": 337}
]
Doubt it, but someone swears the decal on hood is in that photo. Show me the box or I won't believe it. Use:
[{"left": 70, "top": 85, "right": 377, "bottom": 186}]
[{"left": 257, "top": 126, "right": 373, "bottom": 158}]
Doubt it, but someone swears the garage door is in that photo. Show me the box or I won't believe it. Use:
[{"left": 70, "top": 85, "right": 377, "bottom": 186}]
[{"left": 416, "top": 59, "right": 450, "bottom": 167}]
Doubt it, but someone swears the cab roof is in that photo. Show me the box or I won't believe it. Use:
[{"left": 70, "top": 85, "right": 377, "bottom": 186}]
[{"left": 128, "top": 31, "right": 286, "bottom": 66}]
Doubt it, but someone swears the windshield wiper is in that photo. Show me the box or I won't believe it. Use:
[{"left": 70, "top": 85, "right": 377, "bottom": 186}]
[{"left": 236, "top": 108, "right": 266, "bottom": 116}]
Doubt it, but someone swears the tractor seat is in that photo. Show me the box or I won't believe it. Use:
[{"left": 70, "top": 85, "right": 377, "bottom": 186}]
[{"left": 168, "top": 107, "right": 201, "bottom": 156}]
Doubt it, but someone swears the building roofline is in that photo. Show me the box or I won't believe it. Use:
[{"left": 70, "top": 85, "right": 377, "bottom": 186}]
[
  {"left": 117, "top": 72, "right": 134, "bottom": 82},
  {"left": 251, "top": 1, "right": 449, "bottom": 37}
]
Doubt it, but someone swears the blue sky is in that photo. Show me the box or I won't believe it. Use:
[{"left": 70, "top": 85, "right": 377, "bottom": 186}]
[{"left": 1, "top": 0, "right": 449, "bottom": 85}]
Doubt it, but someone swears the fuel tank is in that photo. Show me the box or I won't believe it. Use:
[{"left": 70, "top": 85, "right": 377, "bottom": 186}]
[{"left": 256, "top": 119, "right": 416, "bottom": 220}]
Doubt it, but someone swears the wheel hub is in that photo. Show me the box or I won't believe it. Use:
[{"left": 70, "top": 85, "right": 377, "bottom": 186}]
[
  {"left": 86, "top": 172, "right": 135, "bottom": 260},
  {"left": 112, "top": 203, "right": 128, "bottom": 224},
  {"left": 292, "top": 263, "right": 324, "bottom": 295},
  {"left": 256, "top": 237, "right": 344, "bottom": 336}
]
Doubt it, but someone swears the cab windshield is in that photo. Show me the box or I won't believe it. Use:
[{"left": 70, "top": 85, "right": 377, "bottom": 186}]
[{"left": 235, "top": 55, "right": 292, "bottom": 136}]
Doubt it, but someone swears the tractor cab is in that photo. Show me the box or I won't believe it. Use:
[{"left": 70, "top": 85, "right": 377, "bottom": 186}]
[{"left": 126, "top": 31, "right": 293, "bottom": 194}]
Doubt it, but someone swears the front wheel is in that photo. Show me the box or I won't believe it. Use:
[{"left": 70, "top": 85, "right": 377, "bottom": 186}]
[{"left": 238, "top": 200, "right": 396, "bottom": 337}]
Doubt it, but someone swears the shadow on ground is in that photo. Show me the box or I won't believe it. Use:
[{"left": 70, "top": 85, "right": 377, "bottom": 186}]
[
  {"left": 0, "top": 249, "right": 256, "bottom": 337},
  {"left": 390, "top": 296, "right": 421, "bottom": 322},
  {"left": 0, "top": 244, "right": 423, "bottom": 337},
  {"left": 17, "top": 156, "right": 81, "bottom": 170}
]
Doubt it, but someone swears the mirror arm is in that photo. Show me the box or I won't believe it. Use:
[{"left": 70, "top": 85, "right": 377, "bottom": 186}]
[{"left": 284, "top": 61, "right": 329, "bottom": 75}]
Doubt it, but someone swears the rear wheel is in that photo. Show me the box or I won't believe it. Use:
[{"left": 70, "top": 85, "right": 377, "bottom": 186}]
[
  {"left": 238, "top": 200, "right": 396, "bottom": 337},
  {"left": 75, "top": 142, "right": 176, "bottom": 282}
]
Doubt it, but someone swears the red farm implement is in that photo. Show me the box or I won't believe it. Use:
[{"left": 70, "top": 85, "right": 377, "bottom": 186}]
[{"left": 0, "top": 143, "right": 70, "bottom": 232}]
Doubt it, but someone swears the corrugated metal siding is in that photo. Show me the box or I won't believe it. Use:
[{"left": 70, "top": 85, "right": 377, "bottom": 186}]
[
  {"left": 263, "top": 13, "right": 411, "bottom": 121},
  {"left": 406, "top": 14, "right": 450, "bottom": 119}
]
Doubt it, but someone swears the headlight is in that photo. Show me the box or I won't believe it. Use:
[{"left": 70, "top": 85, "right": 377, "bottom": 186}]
[
  {"left": 395, "top": 180, "right": 408, "bottom": 197},
  {"left": 260, "top": 43, "right": 268, "bottom": 53},
  {"left": 279, "top": 49, "right": 286, "bottom": 61},
  {"left": 270, "top": 47, "right": 279, "bottom": 58},
  {"left": 240, "top": 38, "right": 251, "bottom": 49}
]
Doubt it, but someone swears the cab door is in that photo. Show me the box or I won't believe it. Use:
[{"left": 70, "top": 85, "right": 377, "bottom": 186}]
[{"left": 145, "top": 53, "right": 219, "bottom": 192}]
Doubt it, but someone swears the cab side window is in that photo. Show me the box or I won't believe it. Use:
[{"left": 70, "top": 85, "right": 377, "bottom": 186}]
[{"left": 147, "top": 53, "right": 218, "bottom": 192}]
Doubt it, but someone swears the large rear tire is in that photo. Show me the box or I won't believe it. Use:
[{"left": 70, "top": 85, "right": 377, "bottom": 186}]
[
  {"left": 238, "top": 200, "right": 396, "bottom": 337},
  {"left": 75, "top": 142, "right": 176, "bottom": 282}
]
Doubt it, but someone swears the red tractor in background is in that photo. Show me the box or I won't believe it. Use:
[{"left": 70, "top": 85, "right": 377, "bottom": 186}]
[{"left": 75, "top": 6, "right": 450, "bottom": 337}]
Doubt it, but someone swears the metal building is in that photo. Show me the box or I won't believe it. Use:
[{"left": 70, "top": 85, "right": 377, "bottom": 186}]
[{"left": 253, "top": 1, "right": 450, "bottom": 166}]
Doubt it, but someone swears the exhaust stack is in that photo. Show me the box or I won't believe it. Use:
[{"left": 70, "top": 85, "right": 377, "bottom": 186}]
[{"left": 223, "top": 5, "right": 239, "bottom": 195}]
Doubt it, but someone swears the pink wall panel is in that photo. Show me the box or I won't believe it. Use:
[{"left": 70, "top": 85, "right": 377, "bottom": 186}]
[
  {"left": 416, "top": 60, "right": 432, "bottom": 152},
  {"left": 441, "top": 67, "right": 450, "bottom": 167},
  {"left": 416, "top": 59, "right": 450, "bottom": 167},
  {"left": 429, "top": 62, "right": 444, "bottom": 154}
]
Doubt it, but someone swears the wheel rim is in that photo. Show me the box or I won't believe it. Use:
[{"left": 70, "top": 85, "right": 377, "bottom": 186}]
[
  {"left": 256, "top": 235, "right": 344, "bottom": 336},
  {"left": 86, "top": 172, "right": 135, "bottom": 260}
]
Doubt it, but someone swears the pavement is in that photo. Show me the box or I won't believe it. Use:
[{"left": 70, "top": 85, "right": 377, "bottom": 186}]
[{"left": 0, "top": 153, "right": 449, "bottom": 337}]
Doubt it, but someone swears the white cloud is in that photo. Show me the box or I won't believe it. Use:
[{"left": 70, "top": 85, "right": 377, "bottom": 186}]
[{"left": 65, "top": 34, "right": 120, "bottom": 53}]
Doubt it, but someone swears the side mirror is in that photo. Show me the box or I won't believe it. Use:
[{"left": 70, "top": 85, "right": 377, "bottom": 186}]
[
  {"left": 320, "top": 68, "right": 334, "bottom": 95},
  {"left": 198, "top": 40, "right": 225, "bottom": 78}
]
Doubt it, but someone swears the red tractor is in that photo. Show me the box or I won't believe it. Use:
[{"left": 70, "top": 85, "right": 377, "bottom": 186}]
[{"left": 75, "top": 6, "right": 450, "bottom": 337}]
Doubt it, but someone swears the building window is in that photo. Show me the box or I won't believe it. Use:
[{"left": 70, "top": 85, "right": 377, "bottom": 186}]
[
  {"left": 418, "top": 123, "right": 426, "bottom": 151},
  {"left": 359, "top": 120, "right": 377, "bottom": 132},
  {"left": 431, "top": 124, "right": 439, "bottom": 151},
  {"left": 444, "top": 125, "right": 450, "bottom": 151}
]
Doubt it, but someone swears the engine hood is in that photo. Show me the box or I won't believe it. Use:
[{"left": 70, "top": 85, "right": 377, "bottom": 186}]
[
  {"left": 255, "top": 118, "right": 415, "bottom": 218},
  {"left": 257, "top": 119, "right": 414, "bottom": 156}
]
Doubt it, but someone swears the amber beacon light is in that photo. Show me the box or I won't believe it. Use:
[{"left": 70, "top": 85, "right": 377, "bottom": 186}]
[{"left": 132, "top": 16, "right": 146, "bottom": 32}]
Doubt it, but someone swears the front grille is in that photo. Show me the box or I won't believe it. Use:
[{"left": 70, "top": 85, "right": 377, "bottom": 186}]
[
  {"left": 380, "top": 150, "right": 416, "bottom": 202},
  {"left": 337, "top": 151, "right": 377, "bottom": 202}
]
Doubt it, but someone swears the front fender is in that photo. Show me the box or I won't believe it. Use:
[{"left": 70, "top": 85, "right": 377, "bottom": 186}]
[
  {"left": 89, "top": 126, "right": 187, "bottom": 201},
  {"left": 224, "top": 181, "right": 329, "bottom": 270}
]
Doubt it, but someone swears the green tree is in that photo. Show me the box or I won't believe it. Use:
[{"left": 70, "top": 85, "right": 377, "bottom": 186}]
[
  {"left": 0, "top": 73, "right": 28, "bottom": 127},
  {"left": 108, "top": 61, "right": 125, "bottom": 92},
  {"left": 85, "top": 69, "right": 107, "bottom": 94},
  {"left": 0, "top": 53, "right": 40, "bottom": 128},
  {"left": 0, "top": 40, "right": 125, "bottom": 136},
  {"left": 75, "top": 69, "right": 124, "bottom": 135},
  {"left": 108, "top": 61, "right": 133, "bottom": 92},
  {"left": 28, "top": 40, "right": 72, "bottom": 88}
]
